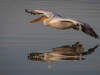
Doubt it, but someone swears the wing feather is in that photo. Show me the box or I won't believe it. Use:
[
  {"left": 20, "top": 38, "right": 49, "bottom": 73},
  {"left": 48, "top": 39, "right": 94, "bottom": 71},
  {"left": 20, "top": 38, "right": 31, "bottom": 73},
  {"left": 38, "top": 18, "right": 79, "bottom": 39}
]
[
  {"left": 81, "top": 25, "right": 99, "bottom": 38},
  {"left": 73, "top": 22, "right": 99, "bottom": 39},
  {"left": 58, "top": 18, "right": 99, "bottom": 39}
]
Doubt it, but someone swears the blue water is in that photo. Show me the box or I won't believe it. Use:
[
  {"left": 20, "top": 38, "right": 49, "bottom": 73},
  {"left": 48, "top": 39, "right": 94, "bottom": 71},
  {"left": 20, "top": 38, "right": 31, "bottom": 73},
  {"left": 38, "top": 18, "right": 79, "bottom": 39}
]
[{"left": 0, "top": 0, "right": 100, "bottom": 75}]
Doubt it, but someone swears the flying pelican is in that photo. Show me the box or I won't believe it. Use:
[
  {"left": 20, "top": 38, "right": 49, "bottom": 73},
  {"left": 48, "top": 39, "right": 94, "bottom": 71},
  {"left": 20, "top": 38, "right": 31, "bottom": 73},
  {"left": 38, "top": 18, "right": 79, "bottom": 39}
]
[{"left": 25, "top": 9, "right": 99, "bottom": 39}]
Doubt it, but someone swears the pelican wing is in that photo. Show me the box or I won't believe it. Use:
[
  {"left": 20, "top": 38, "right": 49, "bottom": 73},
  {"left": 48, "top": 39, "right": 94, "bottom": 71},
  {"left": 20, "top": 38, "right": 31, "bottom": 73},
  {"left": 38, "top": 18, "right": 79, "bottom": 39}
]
[
  {"left": 59, "top": 18, "right": 99, "bottom": 39},
  {"left": 25, "top": 9, "right": 46, "bottom": 15},
  {"left": 73, "top": 22, "right": 99, "bottom": 39}
]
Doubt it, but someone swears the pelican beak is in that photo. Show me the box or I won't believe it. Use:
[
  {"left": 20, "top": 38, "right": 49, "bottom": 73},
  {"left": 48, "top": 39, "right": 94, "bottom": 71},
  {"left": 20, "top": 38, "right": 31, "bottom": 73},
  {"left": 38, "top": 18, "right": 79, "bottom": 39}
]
[{"left": 29, "top": 16, "right": 48, "bottom": 23}]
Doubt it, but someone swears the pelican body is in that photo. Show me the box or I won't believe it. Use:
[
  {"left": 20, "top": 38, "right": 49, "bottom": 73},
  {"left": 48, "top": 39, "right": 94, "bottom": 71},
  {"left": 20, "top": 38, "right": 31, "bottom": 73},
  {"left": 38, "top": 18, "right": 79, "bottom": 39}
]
[{"left": 25, "top": 9, "right": 99, "bottom": 39}]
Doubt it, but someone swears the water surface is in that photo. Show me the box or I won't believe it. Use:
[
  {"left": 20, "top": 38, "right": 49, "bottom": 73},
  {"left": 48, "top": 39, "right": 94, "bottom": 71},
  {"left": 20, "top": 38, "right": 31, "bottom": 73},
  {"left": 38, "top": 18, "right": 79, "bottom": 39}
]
[{"left": 0, "top": 0, "right": 100, "bottom": 75}]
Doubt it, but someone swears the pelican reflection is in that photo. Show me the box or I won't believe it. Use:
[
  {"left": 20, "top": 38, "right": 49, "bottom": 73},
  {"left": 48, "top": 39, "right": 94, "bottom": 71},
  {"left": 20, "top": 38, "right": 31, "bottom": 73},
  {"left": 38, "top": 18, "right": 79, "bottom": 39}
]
[{"left": 28, "top": 42, "right": 99, "bottom": 62}]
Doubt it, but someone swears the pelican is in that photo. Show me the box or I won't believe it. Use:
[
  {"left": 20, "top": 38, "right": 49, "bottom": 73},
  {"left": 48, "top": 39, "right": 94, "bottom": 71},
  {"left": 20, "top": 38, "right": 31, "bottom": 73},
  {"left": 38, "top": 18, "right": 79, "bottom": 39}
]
[{"left": 25, "top": 9, "right": 99, "bottom": 39}]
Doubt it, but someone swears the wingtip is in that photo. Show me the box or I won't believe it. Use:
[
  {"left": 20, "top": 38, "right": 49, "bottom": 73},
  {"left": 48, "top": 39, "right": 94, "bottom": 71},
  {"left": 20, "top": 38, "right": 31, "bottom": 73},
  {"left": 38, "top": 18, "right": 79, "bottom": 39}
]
[
  {"left": 95, "top": 36, "right": 99, "bottom": 39},
  {"left": 91, "top": 34, "right": 99, "bottom": 39},
  {"left": 81, "top": 25, "right": 99, "bottom": 39},
  {"left": 25, "top": 9, "right": 28, "bottom": 13},
  {"left": 25, "top": 9, "right": 32, "bottom": 14},
  {"left": 93, "top": 33, "right": 99, "bottom": 39}
]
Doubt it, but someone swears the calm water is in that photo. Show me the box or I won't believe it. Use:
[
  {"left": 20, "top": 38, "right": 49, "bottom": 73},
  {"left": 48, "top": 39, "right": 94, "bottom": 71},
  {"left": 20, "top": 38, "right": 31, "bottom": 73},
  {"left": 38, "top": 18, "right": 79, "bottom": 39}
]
[{"left": 0, "top": 0, "right": 100, "bottom": 75}]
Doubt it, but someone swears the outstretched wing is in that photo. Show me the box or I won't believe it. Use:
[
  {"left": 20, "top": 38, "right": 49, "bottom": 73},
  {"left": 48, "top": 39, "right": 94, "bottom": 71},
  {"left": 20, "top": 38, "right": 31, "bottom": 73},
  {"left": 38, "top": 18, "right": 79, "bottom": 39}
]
[
  {"left": 25, "top": 9, "right": 52, "bottom": 18},
  {"left": 73, "top": 22, "right": 99, "bottom": 39}
]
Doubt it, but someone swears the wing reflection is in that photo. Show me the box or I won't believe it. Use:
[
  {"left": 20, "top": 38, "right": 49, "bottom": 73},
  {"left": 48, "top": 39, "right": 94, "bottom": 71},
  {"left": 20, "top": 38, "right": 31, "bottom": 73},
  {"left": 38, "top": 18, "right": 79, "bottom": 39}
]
[{"left": 28, "top": 42, "right": 99, "bottom": 62}]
